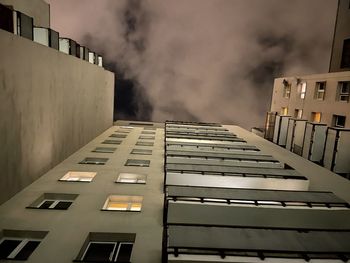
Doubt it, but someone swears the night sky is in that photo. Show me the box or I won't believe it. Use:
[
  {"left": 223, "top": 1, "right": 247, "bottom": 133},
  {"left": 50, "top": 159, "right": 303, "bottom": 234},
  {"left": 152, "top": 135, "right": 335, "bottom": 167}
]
[{"left": 46, "top": 0, "right": 337, "bottom": 129}]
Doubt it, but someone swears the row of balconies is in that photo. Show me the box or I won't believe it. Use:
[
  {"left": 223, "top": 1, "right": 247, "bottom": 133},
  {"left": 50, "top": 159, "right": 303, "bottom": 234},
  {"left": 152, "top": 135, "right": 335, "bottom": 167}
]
[{"left": 0, "top": 3, "right": 103, "bottom": 66}]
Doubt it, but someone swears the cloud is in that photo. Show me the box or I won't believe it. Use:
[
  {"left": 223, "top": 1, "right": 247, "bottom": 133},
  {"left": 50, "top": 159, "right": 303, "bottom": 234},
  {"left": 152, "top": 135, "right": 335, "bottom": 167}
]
[{"left": 46, "top": 0, "right": 337, "bottom": 128}]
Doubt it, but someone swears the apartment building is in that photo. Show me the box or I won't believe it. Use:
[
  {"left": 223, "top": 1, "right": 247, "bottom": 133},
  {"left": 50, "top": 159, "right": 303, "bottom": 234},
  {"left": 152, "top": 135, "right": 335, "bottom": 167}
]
[{"left": 0, "top": 0, "right": 114, "bottom": 204}]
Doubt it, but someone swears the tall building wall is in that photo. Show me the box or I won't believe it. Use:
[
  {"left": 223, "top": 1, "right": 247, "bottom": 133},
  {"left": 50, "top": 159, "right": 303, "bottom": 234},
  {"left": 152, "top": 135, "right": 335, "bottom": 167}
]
[
  {"left": 0, "top": 123, "right": 164, "bottom": 263},
  {"left": 0, "top": 0, "right": 50, "bottom": 27},
  {"left": 270, "top": 71, "right": 350, "bottom": 128},
  {"left": 0, "top": 29, "right": 114, "bottom": 204},
  {"left": 329, "top": 0, "right": 350, "bottom": 72}
]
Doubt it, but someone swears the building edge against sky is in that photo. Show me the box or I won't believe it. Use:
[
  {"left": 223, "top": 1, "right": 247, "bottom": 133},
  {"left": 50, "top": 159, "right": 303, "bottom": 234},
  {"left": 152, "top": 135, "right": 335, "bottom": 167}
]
[{"left": 0, "top": 0, "right": 114, "bottom": 204}]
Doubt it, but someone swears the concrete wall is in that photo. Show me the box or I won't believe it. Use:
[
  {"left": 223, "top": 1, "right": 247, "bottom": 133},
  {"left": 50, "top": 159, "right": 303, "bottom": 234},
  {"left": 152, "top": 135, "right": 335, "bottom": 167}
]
[
  {"left": 0, "top": 0, "right": 50, "bottom": 27},
  {"left": 0, "top": 29, "right": 114, "bottom": 204},
  {"left": 270, "top": 71, "right": 350, "bottom": 128},
  {"left": 0, "top": 125, "right": 164, "bottom": 263},
  {"left": 329, "top": 0, "right": 350, "bottom": 72}
]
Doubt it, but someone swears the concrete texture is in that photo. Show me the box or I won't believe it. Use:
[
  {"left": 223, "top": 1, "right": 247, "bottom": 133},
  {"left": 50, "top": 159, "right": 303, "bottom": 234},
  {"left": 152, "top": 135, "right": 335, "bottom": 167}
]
[
  {"left": 0, "top": 0, "right": 50, "bottom": 27},
  {"left": 0, "top": 29, "right": 114, "bottom": 204},
  {"left": 0, "top": 124, "right": 164, "bottom": 263}
]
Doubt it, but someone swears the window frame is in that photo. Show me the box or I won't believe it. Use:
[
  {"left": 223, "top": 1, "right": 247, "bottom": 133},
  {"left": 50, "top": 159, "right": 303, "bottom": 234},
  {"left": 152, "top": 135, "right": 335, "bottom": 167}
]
[
  {"left": 79, "top": 157, "right": 108, "bottom": 165},
  {"left": 59, "top": 171, "right": 97, "bottom": 182},
  {"left": 282, "top": 82, "right": 291, "bottom": 98},
  {"left": 92, "top": 147, "right": 117, "bottom": 153},
  {"left": 130, "top": 149, "right": 152, "bottom": 155},
  {"left": 116, "top": 173, "right": 147, "bottom": 184},
  {"left": 0, "top": 238, "right": 41, "bottom": 260},
  {"left": 300, "top": 82, "right": 307, "bottom": 99},
  {"left": 311, "top": 112, "right": 322, "bottom": 123},
  {"left": 125, "top": 159, "right": 150, "bottom": 167},
  {"left": 81, "top": 241, "right": 134, "bottom": 262},
  {"left": 314, "top": 81, "right": 326, "bottom": 100},
  {"left": 337, "top": 82, "right": 350, "bottom": 102},
  {"left": 102, "top": 195, "right": 143, "bottom": 212},
  {"left": 333, "top": 114, "right": 346, "bottom": 128}
]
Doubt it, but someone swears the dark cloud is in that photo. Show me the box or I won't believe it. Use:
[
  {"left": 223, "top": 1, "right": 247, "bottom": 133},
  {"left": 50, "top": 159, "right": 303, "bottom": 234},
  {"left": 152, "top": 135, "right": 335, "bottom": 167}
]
[{"left": 46, "top": 0, "right": 337, "bottom": 128}]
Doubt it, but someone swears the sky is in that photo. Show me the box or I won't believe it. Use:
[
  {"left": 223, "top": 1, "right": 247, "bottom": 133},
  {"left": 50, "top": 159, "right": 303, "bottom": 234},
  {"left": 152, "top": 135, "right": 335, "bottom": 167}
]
[{"left": 46, "top": 0, "right": 338, "bottom": 129}]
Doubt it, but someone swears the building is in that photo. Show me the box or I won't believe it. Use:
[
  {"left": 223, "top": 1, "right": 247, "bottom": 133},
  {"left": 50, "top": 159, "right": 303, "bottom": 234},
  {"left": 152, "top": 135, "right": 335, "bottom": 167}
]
[
  {"left": 329, "top": 0, "right": 350, "bottom": 72},
  {"left": 1, "top": 120, "right": 350, "bottom": 262},
  {"left": 0, "top": 0, "right": 114, "bottom": 204}
]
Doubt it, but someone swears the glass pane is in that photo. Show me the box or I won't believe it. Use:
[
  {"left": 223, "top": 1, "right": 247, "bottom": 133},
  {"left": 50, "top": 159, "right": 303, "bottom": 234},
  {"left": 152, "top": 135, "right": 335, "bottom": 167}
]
[
  {"left": 14, "top": 241, "right": 40, "bottom": 260},
  {"left": 108, "top": 202, "right": 128, "bottom": 211},
  {"left": 130, "top": 203, "right": 142, "bottom": 211},
  {"left": 83, "top": 243, "right": 115, "bottom": 262},
  {"left": 39, "top": 200, "right": 55, "bottom": 209},
  {"left": 116, "top": 243, "right": 133, "bottom": 262},
  {"left": 0, "top": 240, "right": 21, "bottom": 259},
  {"left": 54, "top": 201, "right": 72, "bottom": 210}
]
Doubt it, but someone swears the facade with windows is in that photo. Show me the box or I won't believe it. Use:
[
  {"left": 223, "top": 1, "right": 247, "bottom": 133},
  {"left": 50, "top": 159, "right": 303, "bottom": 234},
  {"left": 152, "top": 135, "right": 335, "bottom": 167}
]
[
  {"left": 270, "top": 71, "right": 350, "bottom": 128},
  {"left": 1, "top": 120, "right": 350, "bottom": 262}
]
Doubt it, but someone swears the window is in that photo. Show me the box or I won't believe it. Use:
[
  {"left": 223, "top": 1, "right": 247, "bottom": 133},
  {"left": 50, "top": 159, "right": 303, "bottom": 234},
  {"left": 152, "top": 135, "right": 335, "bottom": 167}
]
[
  {"left": 92, "top": 147, "right": 116, "bottom": 153},
  {"left": 294, "top": 109, "right": 303, "bottom": 119},
  {"left": 141, "top": 130, "right": 155, "bottom": 135},
  {"left": 300, "top": 82, "right": 307, "bottom": 99},
  {"left": 79, "top": 157, "right": 108, "bottom": 165},
  {"left": 110, "top": 134, "right": 127, "bottom": 139},
  {"left": 341, "top": 38, "right": 350, "bottom": 68},
  {"left": 125, "top": 159, "right": 150, "bottom": 167},
  {"left": 75, "top": 232, "right": 135, "bottom": 263},
  {"left": 59, "top": 171, "right": 96, "bottom": 182},
  {"left": 27, "top": 193, "right": 78, "bottom": 210},
  {"left": 0, "top": 230, "right": 47, "bottom": 260},
  {"left": 143, "top": 127, "right": 156, "bottom": 130},
  {"left": 311, "top": 112, "right": 322, "bottom": 123},
  {"left": 314, "top": 82, "right": 326, "bottom": 100},
  {"left": 102, "top": 140, "right": 122, "bottom": 145},
  {"left": 281, "top": 107, "right": 288, "bottom": 115},
  {"left": 135, "top": 141, "right": 154, "bottom": 146},
  {"left": 282, "top": 80, "right": 291, "bottom": 98},
  {"left": 102, "top": 195, "right": 143, "bottom": 211},
  {"left": 139, "top": 135, "right": 155, "bottom": 140},
  {"left": 116, "top": 173, "right": 147, "bottom": 184},
  {"left": 131, "top": 149, "right": 152, "bottom": 155},
  {"left": 337, "top": 82, "right": 350, "bottom": 102},
  {"left": 333, "top": 115, "right": 346, "bottom": 128}
]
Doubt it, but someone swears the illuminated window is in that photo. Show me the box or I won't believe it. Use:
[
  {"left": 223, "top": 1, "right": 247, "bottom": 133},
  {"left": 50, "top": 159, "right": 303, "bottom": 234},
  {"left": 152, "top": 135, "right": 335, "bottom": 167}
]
[
  {"left": 125, "top": 159, "right": 150, "bottom": 167},
  {"left": 59, "top": 171, "right": 96, "bottom": 182},
  {"left": 281, "top": 107, "right": 288, "bottom": 115},
  {"left": 294, "top": 109, "right": 303, "bottom": 119},
  {"left": 92, "top": 147, "right": 116, "bottom": 153},
  {"left": 300, "top": 82, "right": 307, "bottom": 99},
  {"left": 75, "top": 233, "right": 135, "bottom": 263},
  {"left": 27, "top": 193, "right": 78, "bottom": 210},
  {"left": 311, "top": 112, "right": 322, "bottom": 123},
  {"left": 102, "top": 195, "right": 143, "bottom": 211},
  {"left": 314, "top": 82, "right": 326, "bottom": 100},
  {"left": 333, "top": 115, "right": 346, "bottom": 128},
  {"left": 337, "top": 82, "right": 350, "bottom": 102},
  {"left": 79, "top": 157, "right": 108, "bottom": 165},
  {"left": 116, "top": 173, "right": 146, "bottom": 184},
  {"left": 131, "top": 149, "right": 152, "bottom": 155}
]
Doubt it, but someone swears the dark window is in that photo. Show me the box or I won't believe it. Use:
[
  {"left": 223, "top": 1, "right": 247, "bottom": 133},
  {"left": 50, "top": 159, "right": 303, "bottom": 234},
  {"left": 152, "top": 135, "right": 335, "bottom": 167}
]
[
  {"left": 79, "top": 157, "right": 108, "bottom": 165},
  {"left": 131, "top": 149, "right": 152, "bottom": 155},
  {"left": 125, "top": 159, "right": 150, "bottom": 167},
  {"left": 92, "top": 147, "right": 116, "bottom": 153},
  {"left": 333, "top": 115, "right": 346, "bottom": 128},
  {"left": 0, "top": 239, "right": 40, "bottom": 260},
  {"left": 136, "top": 141, "right": 154, "bottom": 146},
  {"left": 82, "top": 242, "right": 133, "bottom": 262},
  {"left": 341, "top": 38, "right": 350, "bottom": 68},
  {"left": 102, "top": 140, "right": 122, "bottom": 145},
  {"left": 0, "top": 4, "right": 14, "bottom": 33},
  {"left": 110, "top": 134, "right": 127, "bottom": 138}
]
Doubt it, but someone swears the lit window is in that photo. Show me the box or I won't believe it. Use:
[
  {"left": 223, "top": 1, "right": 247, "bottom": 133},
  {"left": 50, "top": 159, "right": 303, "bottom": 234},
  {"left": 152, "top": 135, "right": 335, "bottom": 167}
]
[
  {"left": 131, "top": 149, "right": 152, "bottom": 155},
  {"left": 76, "top": 233, "right": 135, "bottom": 262},
  {"left": 59, "top": 171, "right": 97, "bottom": 182},
  {"left": 125, "top": 159, "right": 150, "bottom": 167},
  {"left": 27, "top": 193, "right": 78, "bottom": 210},
  {"left": 281, "top": 107, "right": 288, "bottom": 115},
  {"left": 282, "top": 80, "right": 291, "bottom": 98},
  {"left": 116, "top": 173, "right": 146, "bottom": 184},
  {"left": 102, "top": 195, "right": 143, "bottom": 211},
  {"left": 92, "top": 147, "right": 116, "bottom": 153},
  {"left": 294, "top": 109, "right": 303, "bottom": 119},
  {"left": 300, "top": 82, "right": 307, "bottom": 99},
  {"left": 311, "top": 112, "right": 322, "bottom": 123},
  {"left": 102, "top": 140, "right": 122, "bottom": 145},
  {"left": 333, "top": 115, "right": 346, "bottom": 128},
  {"left": 79, "top": 157, "right": 108, "bottom": 165},
  {"left": 0, "top": 230, "right": 47, "bottom": 260},
  {"left": 135, "top": 141, "right": 154, "bottom": 146},
  {"left": 314, "top": 82, "right": 326, "bottom": 100},
  {"left": 337, "top": 82, "right": 350, "bottom": 102},
  {"left": 341, "top": 38, "right": 350, "bottom": 68}
]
